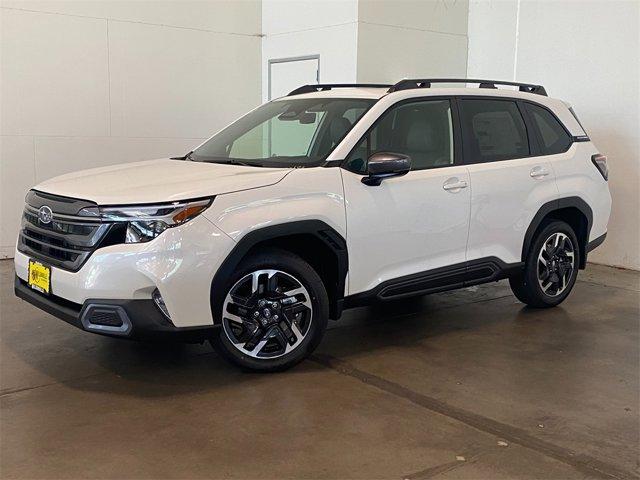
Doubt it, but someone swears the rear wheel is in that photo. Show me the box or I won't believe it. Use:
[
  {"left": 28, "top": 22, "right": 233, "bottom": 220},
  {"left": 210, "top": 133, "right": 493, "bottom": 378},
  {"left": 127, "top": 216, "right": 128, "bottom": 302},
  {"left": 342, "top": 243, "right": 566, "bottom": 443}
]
[
  {"left": 510, "top": 220, "right": 579, "bottom": 308},
  {"left": 211, "top": 249, "right": 328, "bottom": 371}
]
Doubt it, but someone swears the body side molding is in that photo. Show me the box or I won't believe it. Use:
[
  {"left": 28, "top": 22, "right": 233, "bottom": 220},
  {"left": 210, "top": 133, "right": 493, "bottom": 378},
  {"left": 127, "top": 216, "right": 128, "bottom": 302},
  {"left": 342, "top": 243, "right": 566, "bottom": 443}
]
[{"left": 344, "top": 257, "right": 523, "bottom": 307}]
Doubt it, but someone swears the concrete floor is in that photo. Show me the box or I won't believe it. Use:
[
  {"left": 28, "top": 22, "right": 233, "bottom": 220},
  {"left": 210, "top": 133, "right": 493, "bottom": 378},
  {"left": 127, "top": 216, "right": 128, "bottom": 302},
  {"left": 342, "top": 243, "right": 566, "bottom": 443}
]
[{"left": 0, "top": 260, "right": 638, "bottom": 480}]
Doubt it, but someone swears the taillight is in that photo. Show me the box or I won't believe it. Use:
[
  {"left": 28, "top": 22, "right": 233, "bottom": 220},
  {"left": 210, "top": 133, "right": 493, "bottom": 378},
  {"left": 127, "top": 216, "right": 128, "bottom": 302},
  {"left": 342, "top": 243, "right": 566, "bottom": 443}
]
[{"left": 591, "top": 154, "right": 608, "bottom": 180}]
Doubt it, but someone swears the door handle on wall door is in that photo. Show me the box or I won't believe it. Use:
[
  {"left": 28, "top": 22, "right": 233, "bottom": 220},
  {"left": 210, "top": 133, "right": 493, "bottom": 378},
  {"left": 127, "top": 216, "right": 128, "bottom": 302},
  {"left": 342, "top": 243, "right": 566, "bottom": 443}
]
[
  {"left": 530, "top": 166, "right": 550, "bottom": 179},
  {"left": 443, "top": 178, "right": 468, "bottom": 192}
]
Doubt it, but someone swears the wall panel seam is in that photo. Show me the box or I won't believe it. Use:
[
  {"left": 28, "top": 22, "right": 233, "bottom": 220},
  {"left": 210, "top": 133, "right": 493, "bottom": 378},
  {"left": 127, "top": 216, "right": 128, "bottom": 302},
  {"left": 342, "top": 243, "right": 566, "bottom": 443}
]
[
  {"left": 357, "top": 20, "right": 467, "bottom": 38},
  {"left": 0, "top": 7, "right": 261, "bottom": 37},
  {"left": 265, "top": 21, "right": 357, "bottom": 37},
  {"left": 106, "top": 19, "right": 112, "bottom": 137},
  {"left": 2, "top": 135, "right": 206, "bottom": 140},
  {"left": 513, "top": 0, "right": 521, "bottom": 81}
]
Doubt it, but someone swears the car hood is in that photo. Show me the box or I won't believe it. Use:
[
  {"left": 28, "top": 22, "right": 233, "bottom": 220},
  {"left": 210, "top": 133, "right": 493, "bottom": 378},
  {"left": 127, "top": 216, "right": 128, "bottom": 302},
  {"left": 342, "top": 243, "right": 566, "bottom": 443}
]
[{"left": 34, "top": 159, "right": 292, "bottom": 205}]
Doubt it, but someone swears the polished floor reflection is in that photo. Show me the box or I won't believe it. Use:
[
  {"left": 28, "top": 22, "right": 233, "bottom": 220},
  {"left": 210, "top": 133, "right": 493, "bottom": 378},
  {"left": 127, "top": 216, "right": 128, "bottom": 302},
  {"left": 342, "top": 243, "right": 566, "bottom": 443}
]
[{"left": 1, "top": 261, "right": 638, "bottom": 479}]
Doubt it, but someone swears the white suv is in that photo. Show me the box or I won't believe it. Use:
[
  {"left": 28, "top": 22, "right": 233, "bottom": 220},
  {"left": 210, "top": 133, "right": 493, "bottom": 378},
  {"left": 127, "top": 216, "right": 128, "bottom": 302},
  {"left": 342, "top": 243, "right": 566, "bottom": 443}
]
[{"left": 14, "top": 79, "right": 611, "bottom": 371}]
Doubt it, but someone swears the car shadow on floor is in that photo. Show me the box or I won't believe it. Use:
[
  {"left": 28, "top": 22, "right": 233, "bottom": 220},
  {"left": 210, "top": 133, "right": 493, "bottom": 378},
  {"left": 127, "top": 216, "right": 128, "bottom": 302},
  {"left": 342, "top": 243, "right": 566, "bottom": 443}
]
[{"left": 3, "top": 280, "right": 577, "bottom": 399}]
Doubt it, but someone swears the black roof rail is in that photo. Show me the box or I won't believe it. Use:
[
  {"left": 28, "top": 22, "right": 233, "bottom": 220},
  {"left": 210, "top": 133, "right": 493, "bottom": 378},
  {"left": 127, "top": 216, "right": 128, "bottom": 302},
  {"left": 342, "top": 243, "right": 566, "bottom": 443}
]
[
  {"left": 287, "top": 84, "right": 391, "bottom": 96},
  {"left": 387, "top": 78, "right": 548, "bottom": 96}
]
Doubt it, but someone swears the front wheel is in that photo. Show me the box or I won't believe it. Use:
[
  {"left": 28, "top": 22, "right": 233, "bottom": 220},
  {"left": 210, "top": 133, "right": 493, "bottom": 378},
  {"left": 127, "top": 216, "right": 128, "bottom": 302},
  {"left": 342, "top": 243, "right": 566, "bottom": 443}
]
[
  {"left": 509, "top": 220, "right": 579, "bottom": 308},
  {"left": 211, "top": 249, "right": 328, "bottom": 372}
]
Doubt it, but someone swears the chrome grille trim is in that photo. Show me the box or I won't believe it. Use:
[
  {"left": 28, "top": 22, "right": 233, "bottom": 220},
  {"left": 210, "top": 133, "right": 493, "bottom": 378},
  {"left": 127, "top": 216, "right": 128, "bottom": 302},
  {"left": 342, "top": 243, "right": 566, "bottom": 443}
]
[
  {"left": 24, "top": 205, "right": 102, "bottom": 224},
  {"left": 17, "top": 191, "right": 115, "bottom": 272}
]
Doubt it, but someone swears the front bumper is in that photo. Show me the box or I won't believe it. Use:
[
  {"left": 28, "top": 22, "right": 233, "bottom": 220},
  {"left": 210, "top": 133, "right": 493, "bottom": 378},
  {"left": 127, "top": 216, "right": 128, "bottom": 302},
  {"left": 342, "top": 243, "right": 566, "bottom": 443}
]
[
  {"left": 15, "top": 276, "right": 217, "bottom": 342},
  {"left": 14, "top": 214, "right": 236, "bottom": 329}
]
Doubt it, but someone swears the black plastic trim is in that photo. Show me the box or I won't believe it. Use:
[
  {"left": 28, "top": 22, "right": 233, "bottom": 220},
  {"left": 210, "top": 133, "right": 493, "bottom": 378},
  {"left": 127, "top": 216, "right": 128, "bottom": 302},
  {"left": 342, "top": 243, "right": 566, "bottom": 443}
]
[
  {"left": 15, "top": 276, "right": 216, "bottom": 342},
  {"left": 587, "top": 232, "right": 607, "bottom": 253},
  {"left": 27, "top": 190, "right": 98, "bottom": 215},
  {"left": 288, "top": 84, "right": 391, "bottom": 96},
  {"left": 388, "top": 78, "right": 547, "bottom": 96},
  {"left": 344, "top": 257, "right": 523, "bottom": 307},
  {"left": 210, "top": 220, "right": 348, "bottom": 322},
  {"left": 522, "top": 197, "right": 593, "bottom": 269}
]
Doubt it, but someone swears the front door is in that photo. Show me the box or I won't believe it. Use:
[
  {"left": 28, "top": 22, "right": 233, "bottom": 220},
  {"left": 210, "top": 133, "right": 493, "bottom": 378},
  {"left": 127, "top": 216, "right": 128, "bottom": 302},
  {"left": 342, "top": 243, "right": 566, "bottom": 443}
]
[{"left": 341, "top": 98, "right": 471, "bottom": 296}]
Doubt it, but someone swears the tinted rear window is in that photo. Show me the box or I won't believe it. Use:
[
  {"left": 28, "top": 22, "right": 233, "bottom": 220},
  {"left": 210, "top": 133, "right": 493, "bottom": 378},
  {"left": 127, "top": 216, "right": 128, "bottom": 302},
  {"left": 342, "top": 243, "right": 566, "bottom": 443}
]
[
  {"left": 459, "top": 99, "right": 529, "bottom": 163},
  {"left": 525, "top": 103, "right": 572, "bottom": 155}
]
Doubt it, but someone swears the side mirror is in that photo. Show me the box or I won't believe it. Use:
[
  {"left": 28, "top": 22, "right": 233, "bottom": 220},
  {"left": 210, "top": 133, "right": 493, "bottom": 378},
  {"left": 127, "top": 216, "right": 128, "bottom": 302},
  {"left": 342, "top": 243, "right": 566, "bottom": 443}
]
[{"left": 362, "top": 152, "right": 411, "bottom": 186}]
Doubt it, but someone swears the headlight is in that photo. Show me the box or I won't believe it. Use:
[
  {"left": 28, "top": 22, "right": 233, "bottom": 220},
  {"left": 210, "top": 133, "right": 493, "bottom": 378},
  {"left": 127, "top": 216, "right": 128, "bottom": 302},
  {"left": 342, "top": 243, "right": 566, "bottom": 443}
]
[{"left": 98, "top": 198, "right": 213, "bottom": 243}]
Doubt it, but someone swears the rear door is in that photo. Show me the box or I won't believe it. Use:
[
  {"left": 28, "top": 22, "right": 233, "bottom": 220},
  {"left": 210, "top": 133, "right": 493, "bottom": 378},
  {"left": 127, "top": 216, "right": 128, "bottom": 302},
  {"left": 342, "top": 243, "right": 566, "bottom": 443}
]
[{"left": 460, "top": 98, "right": 559, "bottom": 265}]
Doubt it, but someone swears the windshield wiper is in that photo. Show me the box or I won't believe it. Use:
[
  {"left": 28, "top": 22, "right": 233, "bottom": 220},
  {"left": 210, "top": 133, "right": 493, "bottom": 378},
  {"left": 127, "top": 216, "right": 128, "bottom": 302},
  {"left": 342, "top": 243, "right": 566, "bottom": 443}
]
[
  {"left": 227, "top": 159, "right": 260, "bottom": 167},
  {"left": 170, "top": 151, "right": 194, "bottom": 161}
]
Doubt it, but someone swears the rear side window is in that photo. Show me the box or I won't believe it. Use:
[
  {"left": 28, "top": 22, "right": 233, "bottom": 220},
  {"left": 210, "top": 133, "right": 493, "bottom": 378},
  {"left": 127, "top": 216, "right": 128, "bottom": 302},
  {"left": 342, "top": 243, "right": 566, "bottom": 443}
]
[
  {"left": 525, "top": 103, "right": 572, "bottom": 155},
  {"left": 459, "top": 99, "right": 529, "bottom": 163}
]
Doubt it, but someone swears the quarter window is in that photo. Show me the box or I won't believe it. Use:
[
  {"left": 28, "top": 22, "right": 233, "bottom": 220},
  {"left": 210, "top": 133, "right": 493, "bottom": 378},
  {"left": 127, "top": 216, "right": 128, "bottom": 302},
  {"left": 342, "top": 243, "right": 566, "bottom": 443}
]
[
  {"left": 345, "top": 99, "right": 454, "bottom": 173},
  {"left": 459, "top": 99, "right": 529, "bottom": 163},
  {"left": 525, "top": 103, "right": 572, "bottom": 155}
]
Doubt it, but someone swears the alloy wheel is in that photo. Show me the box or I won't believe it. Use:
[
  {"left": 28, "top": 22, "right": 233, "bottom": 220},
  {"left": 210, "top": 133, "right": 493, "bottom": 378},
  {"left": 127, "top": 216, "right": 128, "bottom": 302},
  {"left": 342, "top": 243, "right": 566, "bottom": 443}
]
[
  {"left": 537, "top": 232, "right": 575, "bottom": 297},
  {"left": 222, "top": 269, "right": 313, "bottom": 359}
]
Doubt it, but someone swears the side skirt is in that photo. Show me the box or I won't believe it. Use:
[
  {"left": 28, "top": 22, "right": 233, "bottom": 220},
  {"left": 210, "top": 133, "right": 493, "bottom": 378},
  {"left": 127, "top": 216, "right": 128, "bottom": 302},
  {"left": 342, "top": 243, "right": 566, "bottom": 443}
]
[{"left": 344, "top": 257, "right": 523, "bottom": 308}]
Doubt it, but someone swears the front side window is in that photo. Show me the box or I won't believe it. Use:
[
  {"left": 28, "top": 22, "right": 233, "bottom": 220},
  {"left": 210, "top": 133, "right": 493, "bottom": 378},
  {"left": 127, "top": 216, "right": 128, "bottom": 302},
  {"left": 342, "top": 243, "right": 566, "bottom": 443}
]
[
  {"left": 345, "top": 99, "right": 454, "bottom": 173},
  {"left": 459, "top": 99, "right": 529, "bottom": 163},
  {"left": 525, "top": 103, "right": 572, "bottom": 155},
  {"left": 191, "top": 98, "right": 374, "bottom": 168}
]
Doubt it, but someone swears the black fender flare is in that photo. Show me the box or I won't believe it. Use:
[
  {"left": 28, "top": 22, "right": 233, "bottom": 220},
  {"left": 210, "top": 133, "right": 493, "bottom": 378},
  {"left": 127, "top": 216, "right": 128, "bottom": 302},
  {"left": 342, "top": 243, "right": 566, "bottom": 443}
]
[
  {"left": 210, "top": 220, "right": 348, "bottom": 323},
  {"left": 522, "top": 196, "right": 593, "bottom": 268}
]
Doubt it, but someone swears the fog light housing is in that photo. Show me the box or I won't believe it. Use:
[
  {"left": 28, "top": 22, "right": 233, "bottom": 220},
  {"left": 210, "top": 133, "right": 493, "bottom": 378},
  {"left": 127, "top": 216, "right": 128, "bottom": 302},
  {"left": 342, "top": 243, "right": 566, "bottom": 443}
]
[{"left": 152, "top": 289, "right": 171, "bottom": 321}]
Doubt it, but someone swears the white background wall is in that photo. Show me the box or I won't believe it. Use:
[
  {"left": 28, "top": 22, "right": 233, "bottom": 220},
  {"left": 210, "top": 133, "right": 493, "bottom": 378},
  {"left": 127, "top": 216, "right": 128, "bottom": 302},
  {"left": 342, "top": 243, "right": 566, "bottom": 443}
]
[
  {"left": 468, "top": 0, "right": 640, "bottom": 270},
  {"left": 0, "top": 0, "right": 262, "bottom": 257},
  {"left": 356, "top": 0, "right": 468, "bottom": 82},
  {"left": 261, "top": 0, "right": 469, "bottom": 96},
  {"left": 2, "top": 0, "right": 637, "bottom": 269},
  {"left": 261, "top": 0, "right": 358, "bottom": 101}
]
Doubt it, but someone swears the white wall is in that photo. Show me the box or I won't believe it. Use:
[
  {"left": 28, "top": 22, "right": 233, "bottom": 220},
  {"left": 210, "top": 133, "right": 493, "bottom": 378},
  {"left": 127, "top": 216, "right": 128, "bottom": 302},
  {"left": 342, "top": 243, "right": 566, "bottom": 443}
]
[
  {"left": 468, "top": 0, "right": 640, "bottom": 270},
  {"left": 261, "top": 0, "right": 358, "bottom": 101},
  {"left": 262, "top": 0, "right": 469, "bottom": 96},
  {"left": 357, "top": 0, "right": 469, "bottom": 82},
  {"left": 0, "top": 0, "right": 262, "bottom": 257}
]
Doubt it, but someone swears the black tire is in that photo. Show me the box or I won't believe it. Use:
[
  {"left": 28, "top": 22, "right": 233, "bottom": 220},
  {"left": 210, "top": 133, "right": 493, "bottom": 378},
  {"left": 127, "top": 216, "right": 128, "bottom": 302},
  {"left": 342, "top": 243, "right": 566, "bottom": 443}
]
[
  {"left": 509, "top": 220, "right": 580, "bottom": 308},
  {"left": 211, "top": 248, "right": 328, "bottom": 372}
]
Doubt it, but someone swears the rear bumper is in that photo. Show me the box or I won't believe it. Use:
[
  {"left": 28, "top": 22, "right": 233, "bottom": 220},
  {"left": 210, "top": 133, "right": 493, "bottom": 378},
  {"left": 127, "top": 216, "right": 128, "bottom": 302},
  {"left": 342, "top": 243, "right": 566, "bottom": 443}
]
[{"left": 15, "top": 276, "right": 216, "bottom": 342}]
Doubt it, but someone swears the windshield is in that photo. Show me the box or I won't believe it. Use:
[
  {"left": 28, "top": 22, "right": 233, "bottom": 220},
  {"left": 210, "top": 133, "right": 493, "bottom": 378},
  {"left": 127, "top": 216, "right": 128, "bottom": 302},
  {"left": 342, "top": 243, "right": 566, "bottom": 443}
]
[{"left": 190, "top": 98, "right": 375, "bottom": 167}]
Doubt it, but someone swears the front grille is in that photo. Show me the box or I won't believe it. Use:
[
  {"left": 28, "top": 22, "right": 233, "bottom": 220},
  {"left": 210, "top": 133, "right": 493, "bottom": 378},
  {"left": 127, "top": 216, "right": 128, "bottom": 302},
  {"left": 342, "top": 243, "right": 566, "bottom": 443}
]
[{"left": 17, "top": 191, "right": 114, "bottom": 272}]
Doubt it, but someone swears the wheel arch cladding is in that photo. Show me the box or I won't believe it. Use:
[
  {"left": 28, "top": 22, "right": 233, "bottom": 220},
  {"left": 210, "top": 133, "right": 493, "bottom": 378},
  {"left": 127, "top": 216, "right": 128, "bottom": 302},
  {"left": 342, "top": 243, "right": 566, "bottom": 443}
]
[
  {"left": 523, "top": 197, "right": 593, "bottom": 269},
  {"left": 210, "top": 220, "right": 348, "bottom": 323}
]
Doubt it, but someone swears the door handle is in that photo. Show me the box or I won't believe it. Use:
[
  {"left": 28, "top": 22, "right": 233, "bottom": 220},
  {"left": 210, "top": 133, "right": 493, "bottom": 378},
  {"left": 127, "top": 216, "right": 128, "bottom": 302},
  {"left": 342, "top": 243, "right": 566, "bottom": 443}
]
[
  {"left": 443, "top": 178, "right": 468, "bottom": 191},
  {"left": 530, "top": 166, "right": 550, "bottom": 179}
]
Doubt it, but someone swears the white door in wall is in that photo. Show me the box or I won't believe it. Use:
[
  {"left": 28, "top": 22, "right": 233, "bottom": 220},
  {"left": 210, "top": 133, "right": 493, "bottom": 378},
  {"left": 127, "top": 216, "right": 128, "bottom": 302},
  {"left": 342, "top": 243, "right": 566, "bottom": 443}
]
[{"left": 269, "top": 56, "right": 319, "bottom": 100}]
